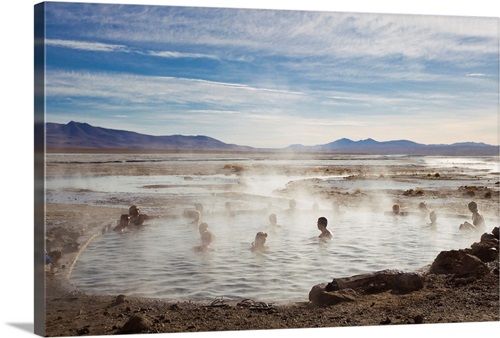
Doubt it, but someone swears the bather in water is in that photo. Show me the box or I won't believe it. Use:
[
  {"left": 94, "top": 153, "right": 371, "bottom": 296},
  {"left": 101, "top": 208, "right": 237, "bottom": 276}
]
[
  {"left": 268, "top": 213, "right": 281, "bottom": 227},
  {"left": 317, "top": 216, "right": 332, "bottom": 240},
  {"left": 251, "top": 231, "right": 268, "bottom": 253},
  {"left": 128, "top": 205, "right": 156, "bottom": 226},
  {"left": 459, "top": 201, "right": 486, "bottom": 231},
  {"left": 193, "top": 222, "right": 215, "bottom": 253},
  {"left": 114, "top": 214, "right": 130, "bottom": 233}
]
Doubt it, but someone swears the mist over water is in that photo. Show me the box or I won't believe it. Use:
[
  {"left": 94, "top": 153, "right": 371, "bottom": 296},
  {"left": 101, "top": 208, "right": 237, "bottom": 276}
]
[
  {"left": 46, "top": 153, "right": 499, "bottom": 302},
  {"left": 71, "top": 210, "right": 480, "bottom": 302}
]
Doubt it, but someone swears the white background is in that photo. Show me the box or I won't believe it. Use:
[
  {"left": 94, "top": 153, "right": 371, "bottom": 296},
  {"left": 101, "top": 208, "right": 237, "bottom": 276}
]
[{"left": 1, "top": 1, "right": 499, "bottom": 338}]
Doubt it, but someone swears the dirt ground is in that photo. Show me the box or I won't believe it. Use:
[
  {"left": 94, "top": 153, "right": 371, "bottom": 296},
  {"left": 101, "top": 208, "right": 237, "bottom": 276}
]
[{"left": 41, "top": 155, "right": 500, "bottom": 337}]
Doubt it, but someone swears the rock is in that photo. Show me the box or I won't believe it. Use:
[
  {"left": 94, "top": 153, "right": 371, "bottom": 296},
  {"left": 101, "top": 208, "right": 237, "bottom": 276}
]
[
  {"left": 468, "top": 241, "right": 498, "bottom": 263},
  {"left": 480, "top": 233, "right": 497, "bottom": 243},
  {"left": 118, "top": 314, "right": 152, "bottom": 334},
  {"left": 430, "top": 250, "right": 489, "bottom": 277},
  {"left": 380, "top": 317, "right": 391, "bottom": 325},
  {"left": 466, "top": 230, "right": 499, "bottom": 263},
  {"left": 309, "top": 270, "right": 425, "bottom": 306},
  {"left": 333, "top": 269, "right": 424, "bottom": 293},
  {"left": 114, "top": 294, "right": 126, "bottom": 305},
  {"left": 414, "top": 314, "right": 424, "bottom": 324},
  {"left": 492, "top": 227, "right": 499, "bottom": 239},
  {"left": 396, "top": 272, "right": 425, "bottom": 292},
  {"left": 308, "top": 283, "right": 357, "bottom": 306}
]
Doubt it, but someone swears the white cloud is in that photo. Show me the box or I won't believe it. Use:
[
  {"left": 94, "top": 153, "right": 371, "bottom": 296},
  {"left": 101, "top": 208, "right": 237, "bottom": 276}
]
[
  {"left": 147, "top": 50, "right": 219, "bottom": 59},
  {"left": 45, "top": 39, "right": 129, "bottom": 52},
  {"left": 465, "top": 73, "right": 487, "bottom": 77}
]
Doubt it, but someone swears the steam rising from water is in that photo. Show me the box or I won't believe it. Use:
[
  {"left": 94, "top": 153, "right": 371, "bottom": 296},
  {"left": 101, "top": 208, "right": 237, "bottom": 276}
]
[
  {"left": 71, "top": 208, "right": 481, "bottom": 302},
  {"left": 46, "top": 153, "right": 498, "bottom": 302}
]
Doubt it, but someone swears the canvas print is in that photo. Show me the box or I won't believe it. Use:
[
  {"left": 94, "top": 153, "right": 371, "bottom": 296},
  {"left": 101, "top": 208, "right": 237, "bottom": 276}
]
[{"left": 34, "top": 2, "right": 499, "bottom": 337}]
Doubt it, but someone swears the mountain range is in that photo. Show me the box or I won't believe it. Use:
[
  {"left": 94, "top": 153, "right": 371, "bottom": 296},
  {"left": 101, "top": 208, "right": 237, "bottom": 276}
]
[{"left": 44, "top": 121, "right": 499, "bottom": 156}]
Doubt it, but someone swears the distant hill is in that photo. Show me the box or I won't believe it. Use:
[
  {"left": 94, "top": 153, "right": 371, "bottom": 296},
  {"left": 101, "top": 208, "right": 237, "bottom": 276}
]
[
  {"left": 46, "top": 121, "right": 254, "bottom": 151},
  {"left": 285, "top": 138, "right": 499, "bottom": 155},
  {"left": 45, "top": 121, "right": 499, "bottom": 155}
]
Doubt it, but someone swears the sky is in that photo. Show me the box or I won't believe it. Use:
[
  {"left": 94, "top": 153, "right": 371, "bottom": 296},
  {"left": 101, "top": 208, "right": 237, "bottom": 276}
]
[{"left": 40, "top": 2, "right": 499, "bottom": 148}]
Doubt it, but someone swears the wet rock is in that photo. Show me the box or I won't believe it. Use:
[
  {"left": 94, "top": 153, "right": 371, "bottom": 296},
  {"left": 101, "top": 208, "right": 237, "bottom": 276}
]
[
  {"left": 430, "top": 250, "right": 489, "bottom": 277},
  {"left": 308, "top": 283, "right": 357, "bottom": 306},
  {"left": 118, "top": 314, "right": 152, "bottom": 334},
  {"left": 310, "top": 270, "right": 424, "bottom": 305},
  {"left": 333, "top": 269, "right": 424, "bottom": 293}
]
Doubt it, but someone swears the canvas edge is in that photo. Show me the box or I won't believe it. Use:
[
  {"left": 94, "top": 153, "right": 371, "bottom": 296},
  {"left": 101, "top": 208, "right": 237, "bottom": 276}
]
[{"left": 34, "top": 2, "right": 46, "bottom": 337}]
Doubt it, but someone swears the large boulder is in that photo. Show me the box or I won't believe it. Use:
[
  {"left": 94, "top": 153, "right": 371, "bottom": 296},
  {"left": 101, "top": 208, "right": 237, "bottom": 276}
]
[{"left": 430, "top": 250, "right": 489, "bottom": 277}]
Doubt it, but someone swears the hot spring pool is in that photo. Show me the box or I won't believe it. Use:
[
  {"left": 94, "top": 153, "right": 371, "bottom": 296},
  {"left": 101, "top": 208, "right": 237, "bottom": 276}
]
[{"left": 70, "top": 208, "right": 482, "bottom": 303}]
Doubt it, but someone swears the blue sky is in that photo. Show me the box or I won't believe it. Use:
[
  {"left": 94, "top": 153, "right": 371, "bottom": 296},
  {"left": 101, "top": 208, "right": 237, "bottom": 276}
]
[{"left": 42, "top": 1, "right": 499, "bottom": 148}]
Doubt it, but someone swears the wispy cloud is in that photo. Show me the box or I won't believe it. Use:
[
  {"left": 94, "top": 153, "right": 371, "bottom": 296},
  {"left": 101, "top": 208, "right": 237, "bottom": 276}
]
[
  {"left": 147, "top": 50, "right": 219, "bottom": 59},
  {"left": 465, "top": 73, "right": 488, "bottom": 77},
  {"left": 46, "top": 39, "right": 129, "bottom": 52},
  {"left": 47, "top": 38, "right": 221, "bottom": 61}
]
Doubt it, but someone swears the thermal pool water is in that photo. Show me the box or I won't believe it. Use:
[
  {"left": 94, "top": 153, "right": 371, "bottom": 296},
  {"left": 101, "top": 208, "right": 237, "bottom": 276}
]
[{"left": 70, "top": 209, "right": 482, "bottom": 303}]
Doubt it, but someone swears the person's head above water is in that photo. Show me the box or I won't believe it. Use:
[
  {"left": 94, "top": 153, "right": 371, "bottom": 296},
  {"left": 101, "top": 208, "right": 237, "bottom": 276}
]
[
  {"left": 317, "top": 216, "right": 328, "bottom": 229},
  {"left": 429, "top": 211, "right": 437, "bottom": 225},
  {"left": 392, "top": 204, "right": 400, "bottom": 214},
  {"left": 129, "top": 205, "right": 140, "bottom": 217},
  {"left": 198, "top": 222, "right": 209, "bottom": 234},
  {"left": 254, "top": 232, "right": 267, "bottom": 245},
  {"left": 268, "top": 214, "right": 277, "bottom": 226},
  {"left": 468, "top": 201, "right": 478, "bottom": 213}
]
